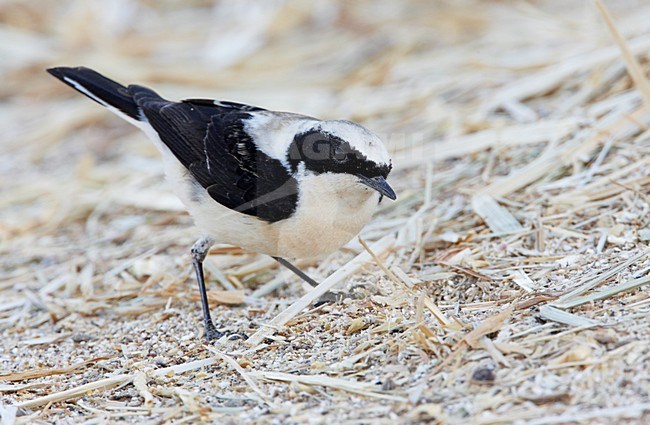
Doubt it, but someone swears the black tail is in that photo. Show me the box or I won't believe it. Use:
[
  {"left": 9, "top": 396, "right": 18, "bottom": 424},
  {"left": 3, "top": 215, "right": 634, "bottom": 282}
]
[{"left": 47, "top": 66, "right": 141, "bottom": 121}]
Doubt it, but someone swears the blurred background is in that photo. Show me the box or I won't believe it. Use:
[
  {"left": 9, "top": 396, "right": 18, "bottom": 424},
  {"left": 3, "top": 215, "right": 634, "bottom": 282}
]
[{"left": 3, "top": 1, "right": 650, "bottom": 422}]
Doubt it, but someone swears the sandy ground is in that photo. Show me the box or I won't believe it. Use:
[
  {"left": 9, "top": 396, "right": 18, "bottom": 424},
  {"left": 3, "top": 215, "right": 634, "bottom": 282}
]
[{"left": 2, "top": 0, "right": 650, "bottom": 423}]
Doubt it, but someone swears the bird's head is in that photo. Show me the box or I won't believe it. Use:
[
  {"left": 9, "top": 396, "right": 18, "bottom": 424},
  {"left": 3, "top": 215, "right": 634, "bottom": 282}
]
[{"left": 286, "top": 120, "right": 396, "bottom": 202}]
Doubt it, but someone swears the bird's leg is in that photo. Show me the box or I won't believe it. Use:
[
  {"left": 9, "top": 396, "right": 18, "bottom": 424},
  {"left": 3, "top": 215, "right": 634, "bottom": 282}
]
[
  {"left": 273, "top": 257, "right": 319, "bottom": 287},
  {"left": 272, "top": 257, "right": 345, "bottom": 304},
  {"left": 191, "top": 236, "right": 223, "bottom": 341}
]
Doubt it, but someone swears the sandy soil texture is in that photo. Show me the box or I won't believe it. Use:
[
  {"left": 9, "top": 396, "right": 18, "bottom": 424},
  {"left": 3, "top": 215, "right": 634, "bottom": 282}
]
[{"left": 2, "top": 1, "right": 650, "bottom": 423}]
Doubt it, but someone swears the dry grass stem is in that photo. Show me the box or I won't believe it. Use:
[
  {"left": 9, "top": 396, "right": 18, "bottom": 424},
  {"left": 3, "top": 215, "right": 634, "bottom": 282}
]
[
  {"left": 246, "top": 235, "right": 395, "bottom": 346},
  {"left": 15, "top": 375, "right": 133, "bottom": 409},
  {"left": 3, "top": 0, "right": 650, "bottom": 422}
]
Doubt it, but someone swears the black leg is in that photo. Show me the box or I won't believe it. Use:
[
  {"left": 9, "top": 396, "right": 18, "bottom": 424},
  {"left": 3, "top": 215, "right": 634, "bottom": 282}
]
[
  {"left": 191, "top": 237, "right": 223, "bottom": 341},
  {"left": 272, "top": 257, "right": 345, "bottom": 305},
  {"left": 273, "top": 257, "right": 319, "bottom": 287}
]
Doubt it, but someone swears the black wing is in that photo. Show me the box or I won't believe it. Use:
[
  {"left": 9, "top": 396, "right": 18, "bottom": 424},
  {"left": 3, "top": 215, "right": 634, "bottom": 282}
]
[
  {"left": 130, "top": 86, "right": 298, "bottom": 222},
  {"left": 183, "top": 98, "right": 268, "bottom": 112}
]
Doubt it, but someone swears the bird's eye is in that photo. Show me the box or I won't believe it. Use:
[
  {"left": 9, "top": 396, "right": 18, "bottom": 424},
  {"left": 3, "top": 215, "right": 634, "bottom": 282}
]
[{"left": 333, "top": 148, "right": 353, "bottom": 163}]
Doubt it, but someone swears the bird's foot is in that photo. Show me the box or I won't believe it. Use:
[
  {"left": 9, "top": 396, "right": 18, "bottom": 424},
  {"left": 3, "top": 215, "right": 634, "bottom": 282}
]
[
  {"left": 203, "top": 320, "right": 248, "bottom": 342},
  {"left": 204, "top": 320, "right": 225, "bottom": 341},
  {"left": 314, "top": 291, "right": 353, "bottom": 307}
]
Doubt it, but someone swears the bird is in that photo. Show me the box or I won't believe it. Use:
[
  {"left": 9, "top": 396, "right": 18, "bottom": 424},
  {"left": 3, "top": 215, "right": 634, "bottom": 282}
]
[{"left": 47, "top": 66, "right": 396, "bottom": 340}]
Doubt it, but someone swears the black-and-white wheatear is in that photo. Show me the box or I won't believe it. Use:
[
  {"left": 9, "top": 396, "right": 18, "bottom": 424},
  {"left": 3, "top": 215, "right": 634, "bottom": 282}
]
[{"left": 47, "top": 66, "right": 396, "bottom": 340}]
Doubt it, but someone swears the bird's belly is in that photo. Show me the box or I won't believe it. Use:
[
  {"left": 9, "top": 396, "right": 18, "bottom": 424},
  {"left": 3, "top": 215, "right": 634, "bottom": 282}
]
[
  {"left": 186, "top": 194, "right": 375, "bottom": 259},
  {"left": 269, "top": 217, "right": 367, "bottom": 259},
  {"left": 264, "top": 187, "right": 379, "bottom": 260}
]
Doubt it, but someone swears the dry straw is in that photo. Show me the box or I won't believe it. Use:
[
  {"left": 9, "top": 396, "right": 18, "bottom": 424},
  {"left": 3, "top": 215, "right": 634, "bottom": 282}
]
[{"left": 2, "top": 0, "right": 650, "bottom": 423}]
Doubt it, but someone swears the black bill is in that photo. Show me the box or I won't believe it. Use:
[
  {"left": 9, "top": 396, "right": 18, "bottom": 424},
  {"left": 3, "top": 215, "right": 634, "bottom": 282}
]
[{"left": 357, "top": 175, "right": 397, "bottom": 200}]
